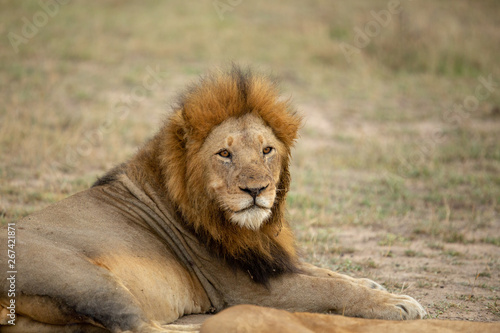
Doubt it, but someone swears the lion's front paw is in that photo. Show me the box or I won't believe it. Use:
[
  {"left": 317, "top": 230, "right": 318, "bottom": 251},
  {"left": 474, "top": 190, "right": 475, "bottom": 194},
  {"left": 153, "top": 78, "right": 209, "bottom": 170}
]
[
  {"left": 387, "top": 294, "right": 426, "bottom": 320},
  {"left": 357, "top": 291, "right": 426, "bottom": 320}
]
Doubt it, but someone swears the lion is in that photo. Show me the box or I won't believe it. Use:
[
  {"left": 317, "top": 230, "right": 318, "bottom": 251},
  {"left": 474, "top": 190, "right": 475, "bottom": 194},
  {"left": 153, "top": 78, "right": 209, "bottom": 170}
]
[
  {"left": 201, "top": 305, "right": 500, "bottom": 333},
  {"left": 0, "top": 66, "right": 426, "bottom": 333}
]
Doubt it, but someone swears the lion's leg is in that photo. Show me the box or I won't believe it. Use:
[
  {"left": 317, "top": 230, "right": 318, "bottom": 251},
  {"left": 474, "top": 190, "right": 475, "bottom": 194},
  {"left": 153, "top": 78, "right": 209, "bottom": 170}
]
[
  {"left": 295, "top": 262, "right": 426, "bottom": 319},
  {"left": 0, "top": 312, "right": 108, "bottom": 333},
  {"left": 221, "top": 263, "right": 426, "bottom": 320},
  {"left": 0, "top": 237, "right": 163, "bottom": 333},
  {"left": 299, "top": 262, "right": 387, "bottom": 290}
]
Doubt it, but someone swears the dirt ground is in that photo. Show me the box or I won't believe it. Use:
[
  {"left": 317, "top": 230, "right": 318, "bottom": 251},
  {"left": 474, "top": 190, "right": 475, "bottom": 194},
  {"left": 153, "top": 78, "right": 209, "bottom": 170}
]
[{"left": 322, "top": 227, "right": 499, "bottom": 321}]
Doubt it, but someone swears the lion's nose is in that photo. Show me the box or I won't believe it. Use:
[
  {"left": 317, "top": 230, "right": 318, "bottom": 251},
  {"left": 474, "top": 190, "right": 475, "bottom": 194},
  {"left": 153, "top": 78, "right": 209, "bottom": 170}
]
[{"left": 239, "top": 185, "right": 269, "bottom": 199}]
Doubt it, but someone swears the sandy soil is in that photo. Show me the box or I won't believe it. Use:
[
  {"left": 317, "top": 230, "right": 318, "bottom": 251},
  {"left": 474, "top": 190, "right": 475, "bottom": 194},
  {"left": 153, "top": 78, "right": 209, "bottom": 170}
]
[{"left": 332, "top": 227, "right": 499, "bottom": 322}]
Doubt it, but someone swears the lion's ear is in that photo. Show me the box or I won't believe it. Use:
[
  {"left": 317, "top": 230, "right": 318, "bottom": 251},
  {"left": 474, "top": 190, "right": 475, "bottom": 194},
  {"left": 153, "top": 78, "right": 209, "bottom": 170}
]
[{"left": 169, "top": 110, "right": 189, "bottom": 148}]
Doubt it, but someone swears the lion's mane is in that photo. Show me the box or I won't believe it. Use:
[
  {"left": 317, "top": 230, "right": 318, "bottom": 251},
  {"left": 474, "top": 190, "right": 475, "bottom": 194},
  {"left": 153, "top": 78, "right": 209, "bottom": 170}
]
[{"left": 95, "top": 66, "right": 302, "bottom": 284}]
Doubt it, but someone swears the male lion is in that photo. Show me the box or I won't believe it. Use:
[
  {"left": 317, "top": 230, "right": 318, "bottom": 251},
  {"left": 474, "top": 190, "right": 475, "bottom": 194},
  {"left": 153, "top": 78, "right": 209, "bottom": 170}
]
[{"left": 0, "top": 66, "right": 425, "bottom": 332}]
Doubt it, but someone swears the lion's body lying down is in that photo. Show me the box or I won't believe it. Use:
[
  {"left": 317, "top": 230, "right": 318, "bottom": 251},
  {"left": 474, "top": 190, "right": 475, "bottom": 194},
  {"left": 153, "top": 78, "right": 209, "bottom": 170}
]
[
  {"left": 0, "top": 67, "right": 426, "bottom": 332},
  {"left": 201, "top": 305, "right": 500, "bottom": 333}
]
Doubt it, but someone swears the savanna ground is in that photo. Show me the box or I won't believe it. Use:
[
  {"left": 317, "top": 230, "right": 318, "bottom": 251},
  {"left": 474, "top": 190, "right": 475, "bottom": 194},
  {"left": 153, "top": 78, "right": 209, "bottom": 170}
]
[{"left": 1, "top": 0, "right": 499, "bottom": 323}]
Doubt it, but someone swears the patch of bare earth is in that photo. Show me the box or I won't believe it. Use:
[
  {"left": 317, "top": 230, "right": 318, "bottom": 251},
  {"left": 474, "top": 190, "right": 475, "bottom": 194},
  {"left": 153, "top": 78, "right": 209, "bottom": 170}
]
[
  {"left": 291, "top": 103, "right": 500, "bottom": 322},
  {"left": 331, "top": 227, "right": 499, "bottom": 321}
]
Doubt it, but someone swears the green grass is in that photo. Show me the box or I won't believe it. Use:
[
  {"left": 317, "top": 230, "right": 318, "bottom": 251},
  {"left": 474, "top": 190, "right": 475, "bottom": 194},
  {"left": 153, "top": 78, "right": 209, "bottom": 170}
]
[
  {"left": 487, "top": 300, "right": 500, "bottom": 317},
  {"left": 378, "top": 233, "right": 409, "bottom": 247},
  {"left": 482, "top": 237, "right": 500, "bottom": 247}
]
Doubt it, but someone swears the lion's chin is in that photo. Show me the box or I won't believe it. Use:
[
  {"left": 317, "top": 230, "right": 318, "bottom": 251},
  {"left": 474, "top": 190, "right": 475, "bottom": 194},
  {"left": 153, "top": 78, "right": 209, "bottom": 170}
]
[{"left": 229, "top": 207, "right": 271, "bottom": 231}]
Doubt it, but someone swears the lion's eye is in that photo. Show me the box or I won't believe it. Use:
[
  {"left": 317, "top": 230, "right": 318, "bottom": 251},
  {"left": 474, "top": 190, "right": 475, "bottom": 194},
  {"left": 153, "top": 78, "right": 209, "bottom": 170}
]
[
  {"left": 263, "top": 147, "right": 273, "bottom": 155},
  {"left": 217, "top": 150, "right": 231, "bottom": 158}
]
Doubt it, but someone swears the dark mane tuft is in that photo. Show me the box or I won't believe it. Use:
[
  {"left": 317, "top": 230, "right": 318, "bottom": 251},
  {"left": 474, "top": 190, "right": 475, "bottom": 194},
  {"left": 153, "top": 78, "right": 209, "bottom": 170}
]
[{"left": 92, "top": 163, "right": 126, "bottom": 187}]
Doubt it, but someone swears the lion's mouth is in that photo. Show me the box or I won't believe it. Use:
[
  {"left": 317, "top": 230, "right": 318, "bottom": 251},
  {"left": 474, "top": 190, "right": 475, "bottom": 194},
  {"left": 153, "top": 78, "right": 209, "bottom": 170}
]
[{"left": 235, "top": 204, "right": 269, "bottom": 214}]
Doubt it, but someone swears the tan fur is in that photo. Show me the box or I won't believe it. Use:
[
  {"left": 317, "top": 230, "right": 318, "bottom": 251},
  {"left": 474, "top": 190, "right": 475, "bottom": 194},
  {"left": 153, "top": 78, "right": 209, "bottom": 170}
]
[
  {"left": 1, "top": 67, "right": 428, "bottom": 333},
  {"left": 201, "top": 305, "right": 500, "bottom": 333}
]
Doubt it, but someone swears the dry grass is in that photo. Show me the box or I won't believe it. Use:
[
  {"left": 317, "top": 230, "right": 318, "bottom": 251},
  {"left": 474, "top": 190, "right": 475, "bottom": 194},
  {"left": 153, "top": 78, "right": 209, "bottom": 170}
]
[{"left": 1, "top": 0, "right": 499, "bottom": 321}]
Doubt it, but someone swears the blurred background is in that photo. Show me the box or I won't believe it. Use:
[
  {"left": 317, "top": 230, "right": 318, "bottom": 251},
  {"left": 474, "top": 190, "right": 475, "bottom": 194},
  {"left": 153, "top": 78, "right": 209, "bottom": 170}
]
[{"left": 1, "top": 0, "right": 499, "bottom": 321}]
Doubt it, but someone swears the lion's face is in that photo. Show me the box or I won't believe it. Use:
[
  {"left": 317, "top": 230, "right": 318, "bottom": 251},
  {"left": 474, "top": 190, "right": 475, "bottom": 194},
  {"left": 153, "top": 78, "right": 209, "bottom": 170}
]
[
  {"left": 161, "top": 67, "right": 300, "bottom": 283},
  {"left": 197, "top": 113, "right": 286, "bottom": 230}
]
